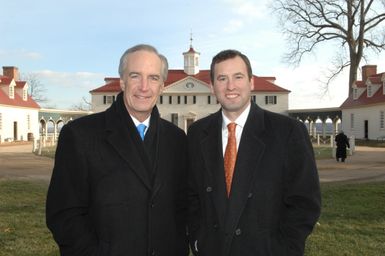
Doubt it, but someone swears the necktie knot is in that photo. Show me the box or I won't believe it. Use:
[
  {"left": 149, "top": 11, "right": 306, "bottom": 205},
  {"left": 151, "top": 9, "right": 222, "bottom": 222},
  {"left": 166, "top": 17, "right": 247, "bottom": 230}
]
[
  {"left": 136, "top": 124, "right": 147, "bottom": 141},
  {"left": 227, "top": 122, "right": 236, "bottom": 134}
]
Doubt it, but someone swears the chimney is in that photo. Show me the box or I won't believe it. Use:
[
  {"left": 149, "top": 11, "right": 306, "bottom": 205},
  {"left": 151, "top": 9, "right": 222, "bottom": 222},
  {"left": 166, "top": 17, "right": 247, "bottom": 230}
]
[
  {"left": 362, "top": 65, "right": 377, "bottom": 82},
  {"left": 2, "top": 66, "right": 20, "bottom": 81}
]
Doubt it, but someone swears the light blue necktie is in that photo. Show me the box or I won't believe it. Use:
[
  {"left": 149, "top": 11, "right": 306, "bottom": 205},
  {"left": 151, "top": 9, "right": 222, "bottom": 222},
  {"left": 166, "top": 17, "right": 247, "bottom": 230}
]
[{"left": 136, "top": 124, "right": 147, "bottom": 141}]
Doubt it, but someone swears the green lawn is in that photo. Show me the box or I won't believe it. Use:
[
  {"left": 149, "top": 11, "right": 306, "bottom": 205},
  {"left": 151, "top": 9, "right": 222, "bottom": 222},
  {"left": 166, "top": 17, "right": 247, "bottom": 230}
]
[
  {"left": 305, "top": 182, "right": 385, "bottom": 255},
  {"left": 0, "top": 180, "right": 57, "bottom": 256},
  {"left": 1, "top": 179, "right": 384, "bottom": 256},
  {"left": 313, "top": 146, "right": 333, "bottom": 159}
]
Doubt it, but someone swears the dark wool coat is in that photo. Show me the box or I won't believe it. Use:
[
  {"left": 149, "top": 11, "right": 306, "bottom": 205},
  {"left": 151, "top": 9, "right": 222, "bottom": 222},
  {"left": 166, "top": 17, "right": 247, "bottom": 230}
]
[
  {"left": 46, "top": 93, "right": 189, "bottom": 256},
  {"left": 335, "top": 132, "right": 350, "bottom": 159},
  {"left": 187, "top": 102, "right": 321, "bottom": 256}
]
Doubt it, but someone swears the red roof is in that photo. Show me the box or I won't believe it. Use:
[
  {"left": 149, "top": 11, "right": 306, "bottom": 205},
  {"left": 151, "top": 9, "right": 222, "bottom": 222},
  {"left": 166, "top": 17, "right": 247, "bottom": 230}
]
[
  {"left": 183, "top": 47, "right": 199, "bottom": 54},
  {"left": 15, "top": 81, "right": 27, "bottom": 88},
  {"left": 0, "top": 76, "right": 13, "bottom": 85},
  {"left": 341, "top": 87, "right": 385, "bottom": 108},
  {"left": 0, "top": 88, "right": 40, "bottom": 109},
  {"left": 0, "top": 75, "right": 40, "bottom": 109},
  {"left": 355, "top": 81, "right": 366, "bottom": 88},
  {"left": 90, "top": 70, "right": 290, "bottom": 93},
  {"left": 90, "top": 78, "right": 121, "bottom": 93},
  {"left": 341, "top": 71, "right": 385, "bottom": 109}
]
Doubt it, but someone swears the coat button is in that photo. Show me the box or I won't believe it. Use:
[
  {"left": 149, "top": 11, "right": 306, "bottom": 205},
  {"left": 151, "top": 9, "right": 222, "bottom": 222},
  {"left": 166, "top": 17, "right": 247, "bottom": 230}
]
[
  {"left": 235, "top": 228, "right": 242, "bottom": 236},
  {"left": 248, "top": 192, "right": 253, "bottom": 198},
  {"left": 213, "top": 223, "right": 218, "bottom": 229},
  {"left": 206, "top": 186, "right": 212, "bottom": 192},
  {"left": 151, "top": 249, "right": 156, "bottom": 256}
]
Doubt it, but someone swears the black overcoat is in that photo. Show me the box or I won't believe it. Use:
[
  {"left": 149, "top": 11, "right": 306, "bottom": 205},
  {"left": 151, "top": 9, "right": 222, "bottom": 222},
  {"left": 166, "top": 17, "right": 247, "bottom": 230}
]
[
  {"left": 335, "top": 133, "right": 350, "bottom": 159},
  {"left": 46, "top": 94, "right": 188, "bottom": 256},
  {"left": 187, "top": 102, "right": 321, "bottom": 256}
]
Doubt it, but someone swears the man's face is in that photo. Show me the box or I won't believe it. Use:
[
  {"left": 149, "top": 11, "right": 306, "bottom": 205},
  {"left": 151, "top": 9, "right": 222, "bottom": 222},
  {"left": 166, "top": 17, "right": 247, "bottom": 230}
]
[
  {"left": 120, "top": 50, "right": 164, "bottom": 122},
  {"left": 211, "top": 56, "right": 253, "bottom": 120}
]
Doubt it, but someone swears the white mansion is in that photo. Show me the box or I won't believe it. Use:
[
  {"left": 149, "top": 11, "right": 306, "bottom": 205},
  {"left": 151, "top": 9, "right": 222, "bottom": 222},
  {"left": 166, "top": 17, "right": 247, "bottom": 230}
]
[
  {"left": 0, "top": 66, "right": 40, "bottom": 143},
  {"left": 341, "top": 65, "right": 385, "bottom": 140},
  {"left": 90, "top": 45, "right": 290, "bottom": 131}
]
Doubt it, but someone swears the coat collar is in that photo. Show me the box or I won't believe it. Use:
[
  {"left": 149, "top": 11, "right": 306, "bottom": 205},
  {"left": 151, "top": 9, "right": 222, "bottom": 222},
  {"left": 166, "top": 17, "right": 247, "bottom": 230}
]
[{"left": 104, "top": 93, "right": 162, "bottom": 192}]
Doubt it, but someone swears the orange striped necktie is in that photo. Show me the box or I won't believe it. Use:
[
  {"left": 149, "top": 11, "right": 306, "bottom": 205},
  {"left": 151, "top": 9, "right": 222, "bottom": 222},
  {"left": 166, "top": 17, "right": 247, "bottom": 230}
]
[{"left": 224, "top": 122, "right": 237, "bottom": 197}]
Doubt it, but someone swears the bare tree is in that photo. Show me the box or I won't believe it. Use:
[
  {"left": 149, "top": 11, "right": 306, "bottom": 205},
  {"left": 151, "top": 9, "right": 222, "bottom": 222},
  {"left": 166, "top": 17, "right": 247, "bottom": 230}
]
[
  {"left": 71, "top": 96, "right": 92, "bottom": 111},
  {"left": 272, "top": 0, "right": 385, "bottom": 95},
  {"left": 22, "top": 73, "right": 48, "bottom": 103}
]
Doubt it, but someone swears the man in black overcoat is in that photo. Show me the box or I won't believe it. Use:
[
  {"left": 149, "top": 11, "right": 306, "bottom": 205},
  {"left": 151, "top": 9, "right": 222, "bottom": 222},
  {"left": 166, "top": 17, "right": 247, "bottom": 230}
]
[
  {"left": 187, "top": 49, "right": 321, "bottom": 256},
  {"left": 46, "top": 44, "right": 188, "bottom": 256},
  {"left": 335, "top": 131, "right": 350, "bottom": 162}
]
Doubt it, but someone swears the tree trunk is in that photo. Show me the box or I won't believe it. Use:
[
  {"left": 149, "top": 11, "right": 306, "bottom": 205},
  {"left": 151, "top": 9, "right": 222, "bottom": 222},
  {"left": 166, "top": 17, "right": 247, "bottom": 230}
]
[{"left": 349, "top": 53, "right": 359, "bottom": 96}]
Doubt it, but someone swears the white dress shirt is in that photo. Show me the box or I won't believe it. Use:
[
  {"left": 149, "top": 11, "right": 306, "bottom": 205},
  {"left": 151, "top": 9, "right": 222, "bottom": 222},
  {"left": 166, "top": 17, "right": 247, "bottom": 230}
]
[
  {"left": 221, "top": 104, "right": 251, "bottom": 155},
  {"left": 131, "top": 115, "right": 150, "bottom": 136}
]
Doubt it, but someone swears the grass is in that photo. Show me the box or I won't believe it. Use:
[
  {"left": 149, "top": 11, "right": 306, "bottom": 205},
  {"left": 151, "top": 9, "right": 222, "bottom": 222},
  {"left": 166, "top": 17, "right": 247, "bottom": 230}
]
[
  {"left": 313, "top": 146, "right": 333, "bottom": 159},
  {"left": 305, "top": 182, "right": 385, "bottom": 256},
  {"left": 355, "top": 139, "right": 385, "bottom": 148},
  {"left": 33, "top": 146, "right": 57, "bottom": 159},
  {"left": 0, "top": 180, "right": 58, "bottom": 256},
  {"left": 1, "top": 179, "right": 384, "bottom": 255}
]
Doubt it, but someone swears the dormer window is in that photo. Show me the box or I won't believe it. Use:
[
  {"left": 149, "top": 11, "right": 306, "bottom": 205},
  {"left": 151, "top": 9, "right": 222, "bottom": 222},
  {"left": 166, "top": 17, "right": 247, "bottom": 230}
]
[
  {"left": 9, "top": 85, "right": 15, "bottom": 99},
  {"left": 23, "top": 88, "right": 28, "bottom": 101},
  {"left": 383, "top": 82, "right": 385, "bottom": 95},
  {"left": 367, "top": 85, "right": 372, "bottom": 97},
  {"left": 353, "top": 88, "right": 358, "bottom": 99}
]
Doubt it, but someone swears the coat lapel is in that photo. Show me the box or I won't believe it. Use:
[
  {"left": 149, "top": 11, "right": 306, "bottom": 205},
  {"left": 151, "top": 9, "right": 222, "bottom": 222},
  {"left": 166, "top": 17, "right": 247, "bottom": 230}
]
[
  {"left": 224, "top": 103, "right": 266, "bottom": 249},
  {"left": 200, "top": 111, "right": 228, "bottom": 227},
  {"left": 150, "top": 117, "right": 163, "bottom": 199},
  {"left": 104, "top": 100, "right": 152, "bottom": 190}
]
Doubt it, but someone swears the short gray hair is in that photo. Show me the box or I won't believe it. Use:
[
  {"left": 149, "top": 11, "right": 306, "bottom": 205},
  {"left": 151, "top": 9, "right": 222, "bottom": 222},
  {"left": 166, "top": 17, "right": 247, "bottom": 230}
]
[{"left": 118, "top": 44, "right": 168, "bottom": 81}]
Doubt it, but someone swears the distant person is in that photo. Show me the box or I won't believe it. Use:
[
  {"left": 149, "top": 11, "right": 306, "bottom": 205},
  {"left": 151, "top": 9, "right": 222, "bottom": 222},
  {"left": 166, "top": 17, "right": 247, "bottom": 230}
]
[
  {"left": 335, "top": 131, "right": 350, "bottom": 162},
  {"left": 46, "top": 44, "right": 189, "bottom": 256},
  {"left": 187, "top": 49, "right": 321, "bottom": 255}
]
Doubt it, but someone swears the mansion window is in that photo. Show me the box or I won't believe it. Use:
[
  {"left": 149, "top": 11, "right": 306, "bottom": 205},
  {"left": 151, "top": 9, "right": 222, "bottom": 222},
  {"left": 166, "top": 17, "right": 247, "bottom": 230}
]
[
  {"left": 208, "top": 95, "right": 211, "bottom": 104},
  {"left": 350, "top": 113, "right": 355, "bottom": 129},
  {"left": 251, "top": 95, "right": 256, "bottom": 102},
  {"left": 27, "top": 114, "right": 31, "bottom": 130},
  {"left": 380, "top": 111, "right": 384, "bottom": 129},
  {"left": 164, "top": 95, "right": 200, "bottom": 105},
  {"left": 103, "top": 95, "right": 115, "bottom": 104},
  {"left": 171, "top": 113, "right": 178, "bottom": 126},
  {"left": 265, "top": 95, "right": 277, "bottom": 105}
]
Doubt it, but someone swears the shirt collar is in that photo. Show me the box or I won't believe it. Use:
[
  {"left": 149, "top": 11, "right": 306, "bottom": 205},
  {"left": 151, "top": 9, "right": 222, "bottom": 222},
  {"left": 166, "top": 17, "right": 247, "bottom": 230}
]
[
  {"left": 221, "top": 103, "right": 251, "bottom": 130},
  {"left": 131, "top": 115, "right": 150, "bottom": 128}
]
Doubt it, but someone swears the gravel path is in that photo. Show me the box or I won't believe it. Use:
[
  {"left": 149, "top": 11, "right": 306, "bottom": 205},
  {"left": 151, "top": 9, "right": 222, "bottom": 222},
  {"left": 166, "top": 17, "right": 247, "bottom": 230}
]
[{"left": 1, "top": 143, "right": 385, "bottom": 184}]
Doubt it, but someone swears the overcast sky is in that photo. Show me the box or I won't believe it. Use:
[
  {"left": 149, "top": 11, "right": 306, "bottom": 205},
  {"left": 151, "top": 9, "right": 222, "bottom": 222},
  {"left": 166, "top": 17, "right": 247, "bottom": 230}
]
[{"left": 2, "top": 0, "right": 384, "bottom": 109}]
